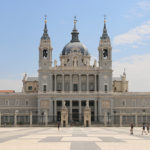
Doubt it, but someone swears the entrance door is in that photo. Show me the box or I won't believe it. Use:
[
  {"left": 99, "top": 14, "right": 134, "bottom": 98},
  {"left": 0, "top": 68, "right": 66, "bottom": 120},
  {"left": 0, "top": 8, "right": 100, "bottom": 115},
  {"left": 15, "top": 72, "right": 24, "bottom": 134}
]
[
  {"left": 86, "top": 120, "right": 89, "bottom": 127},
  {"left": 72, "top": 109, "right": 79, "bottom": 122},
  {"left": 63, "top": 121, "right": 66, "bottom": 127}
]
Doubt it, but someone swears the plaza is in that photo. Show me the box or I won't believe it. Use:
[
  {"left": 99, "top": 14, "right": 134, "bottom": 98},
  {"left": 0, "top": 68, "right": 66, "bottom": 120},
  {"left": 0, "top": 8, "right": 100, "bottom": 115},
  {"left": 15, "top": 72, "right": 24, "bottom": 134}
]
[{"left": 0, "top": 127, "right": 150, "bottom": 150}]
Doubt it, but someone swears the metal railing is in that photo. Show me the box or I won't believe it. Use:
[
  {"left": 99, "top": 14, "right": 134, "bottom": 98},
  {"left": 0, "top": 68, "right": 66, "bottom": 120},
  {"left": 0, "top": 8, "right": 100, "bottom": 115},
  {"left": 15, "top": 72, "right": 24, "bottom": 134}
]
[{"left": 0, "top": 114, "right": 150, "bottom": 127}]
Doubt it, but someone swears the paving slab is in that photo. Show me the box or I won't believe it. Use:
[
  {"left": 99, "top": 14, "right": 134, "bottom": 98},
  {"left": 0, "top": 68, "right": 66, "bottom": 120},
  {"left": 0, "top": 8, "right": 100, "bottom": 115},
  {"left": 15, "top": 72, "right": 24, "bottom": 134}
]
[{"left": 0, "top": 127, "right": 150, "bottom": 150}]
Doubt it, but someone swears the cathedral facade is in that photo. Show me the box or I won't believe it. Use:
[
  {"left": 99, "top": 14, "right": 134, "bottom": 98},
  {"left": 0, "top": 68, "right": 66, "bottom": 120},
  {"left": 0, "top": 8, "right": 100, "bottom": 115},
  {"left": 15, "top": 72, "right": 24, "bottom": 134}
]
[{"left": 0, "top": 17, "right": 150, "bottom": 127}]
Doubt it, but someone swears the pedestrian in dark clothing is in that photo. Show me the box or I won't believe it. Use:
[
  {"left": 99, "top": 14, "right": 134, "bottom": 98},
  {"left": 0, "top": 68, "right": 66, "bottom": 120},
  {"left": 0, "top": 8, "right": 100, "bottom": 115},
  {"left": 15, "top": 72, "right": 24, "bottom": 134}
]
[
  {"left": 130, "top": 123, "right": 134, "bottom": 135},
  {"left": 142, "top": 123, "right": 147, "bottom": 135},
  {"left": 147, "top": 123, "right": 149, "bottom": 134},
  {"left": 58, "top": 122, "right": 60, "bottom": 130}
]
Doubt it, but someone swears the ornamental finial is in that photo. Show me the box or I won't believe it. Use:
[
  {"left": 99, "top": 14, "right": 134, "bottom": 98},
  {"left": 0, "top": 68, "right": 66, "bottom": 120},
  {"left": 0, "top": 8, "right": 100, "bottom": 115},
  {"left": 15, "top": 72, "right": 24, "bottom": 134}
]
[
  {"left": 123, "top": 68, "right": 126, "bottom": 76},
  {"left": 73, "top": 16, "right": 77, "bottom": 30},
  {"left": 104, "top": 15, "right": 106, "bottom": 24},
  {"left": 45, "top": 15, "right": 47, "bottom": 24}
]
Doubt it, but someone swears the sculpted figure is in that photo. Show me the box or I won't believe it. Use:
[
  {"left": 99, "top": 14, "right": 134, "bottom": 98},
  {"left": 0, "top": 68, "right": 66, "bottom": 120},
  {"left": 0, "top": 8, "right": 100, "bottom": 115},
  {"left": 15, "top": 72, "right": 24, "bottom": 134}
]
[
  {"left": 94, "top": 59, "right": 97, "bottom": 67},
  {"left": 54, "top": 60, "right": 57, "bottom": 67}
]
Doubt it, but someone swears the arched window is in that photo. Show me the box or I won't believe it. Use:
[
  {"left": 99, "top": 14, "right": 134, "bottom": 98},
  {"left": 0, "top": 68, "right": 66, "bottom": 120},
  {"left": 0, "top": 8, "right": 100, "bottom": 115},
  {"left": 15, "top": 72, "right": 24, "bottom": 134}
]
[
  {"left": 5, "top": 100, "right": 9, "bottom": 105},
  {"left": 43, "top": 49, "right": 48, "bottom": 58},
  {"left": 103, "top": 49, "right": 108, "bottom": 59},
  {"left": 26, "top": 100, "right": 29, "bottom": 106},
  {"left": 104, "top": 84, "right": 108, "bottom": 92},
  {"left": 43, "top": 85, "right": 47, "bottom": 92}
]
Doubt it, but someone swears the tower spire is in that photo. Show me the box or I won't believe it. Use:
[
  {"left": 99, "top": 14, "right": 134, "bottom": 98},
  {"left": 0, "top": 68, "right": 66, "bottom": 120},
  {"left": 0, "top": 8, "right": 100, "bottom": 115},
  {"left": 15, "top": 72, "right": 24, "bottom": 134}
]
[
  {"left": 71, "top": 16, "right": 80, "bottom": 42},
  {"left": 101, "top": 15, "right": 109, "bottom": 40},
  {"left": 41, "top": 15, "right": 50, "bottom": 40},
  {"left": 73, "top": 16, "right": 77, "bottom": 30},
  {"left": 123, "top": 68, "right": 126, "bottom": 77}
]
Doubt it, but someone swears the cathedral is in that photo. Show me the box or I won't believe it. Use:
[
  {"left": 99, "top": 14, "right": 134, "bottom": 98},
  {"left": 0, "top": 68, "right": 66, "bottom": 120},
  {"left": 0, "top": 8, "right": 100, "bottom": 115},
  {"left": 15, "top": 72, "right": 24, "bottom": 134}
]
[{"left": 0, "top": 17, "right": 150, "bottom": 127}]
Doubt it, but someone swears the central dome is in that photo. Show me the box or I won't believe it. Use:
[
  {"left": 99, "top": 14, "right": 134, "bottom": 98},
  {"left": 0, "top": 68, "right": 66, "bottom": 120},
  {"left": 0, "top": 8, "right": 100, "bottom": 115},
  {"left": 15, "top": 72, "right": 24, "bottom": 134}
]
[
  {"left": 61, "top": 17, "right": 89, "bottom": 56},
  {"left": 62, "top": 42, "right": 89, "bottom": 55}
]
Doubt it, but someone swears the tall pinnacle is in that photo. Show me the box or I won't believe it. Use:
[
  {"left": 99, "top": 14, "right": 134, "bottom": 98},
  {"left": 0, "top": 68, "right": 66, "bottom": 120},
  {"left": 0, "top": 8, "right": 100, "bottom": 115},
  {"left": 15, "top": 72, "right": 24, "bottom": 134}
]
[
  {"left": 71, "top": 16, "right": 80, "bottom": 42},
  {"left": 41, "top": 15, "right": 50, "bottom": 40},
  {"left": 101, "top": 15, "right": 109, "bottom": 40}
]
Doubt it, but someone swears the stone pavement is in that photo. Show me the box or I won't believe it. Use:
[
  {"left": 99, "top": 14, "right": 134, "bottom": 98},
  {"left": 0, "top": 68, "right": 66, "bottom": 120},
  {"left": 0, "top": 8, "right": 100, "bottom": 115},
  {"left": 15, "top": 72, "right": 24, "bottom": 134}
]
[{"left": 0, "top": 127, "right": 150, "bottom": 150}]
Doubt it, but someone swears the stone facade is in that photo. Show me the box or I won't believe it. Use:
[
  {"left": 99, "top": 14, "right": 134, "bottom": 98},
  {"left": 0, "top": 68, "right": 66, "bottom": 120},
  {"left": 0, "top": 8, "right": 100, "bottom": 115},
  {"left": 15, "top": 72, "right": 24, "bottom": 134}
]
[{"left": 0, "top": 17, "right": 150, "bottom": 126}]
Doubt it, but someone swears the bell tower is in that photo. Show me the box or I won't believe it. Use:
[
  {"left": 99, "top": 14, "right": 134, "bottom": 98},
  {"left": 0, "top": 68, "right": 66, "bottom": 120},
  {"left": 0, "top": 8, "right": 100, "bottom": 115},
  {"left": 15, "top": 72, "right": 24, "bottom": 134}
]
[
  {"left": 39, "top": 16, "right": 53, "bottom": 70},
  {"left": 98, "top": 17, "right": 112, "bottom": 92},
  {"left": 38, "top": 16, "right": 53, "bottom": 92}
]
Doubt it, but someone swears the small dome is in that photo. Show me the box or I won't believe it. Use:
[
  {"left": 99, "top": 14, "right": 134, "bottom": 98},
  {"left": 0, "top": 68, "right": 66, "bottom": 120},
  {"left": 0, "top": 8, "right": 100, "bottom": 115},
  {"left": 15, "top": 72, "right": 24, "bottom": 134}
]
[{"left": 62, "top": 42, "right": 89, "bottom": 56}]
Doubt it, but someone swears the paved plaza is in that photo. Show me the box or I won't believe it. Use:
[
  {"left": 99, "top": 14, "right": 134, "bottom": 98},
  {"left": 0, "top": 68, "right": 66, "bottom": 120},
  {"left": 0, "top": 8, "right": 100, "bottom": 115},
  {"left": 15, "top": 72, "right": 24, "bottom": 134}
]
[{"left": 0, "top": 127, "right": 150, "bottom": 150}]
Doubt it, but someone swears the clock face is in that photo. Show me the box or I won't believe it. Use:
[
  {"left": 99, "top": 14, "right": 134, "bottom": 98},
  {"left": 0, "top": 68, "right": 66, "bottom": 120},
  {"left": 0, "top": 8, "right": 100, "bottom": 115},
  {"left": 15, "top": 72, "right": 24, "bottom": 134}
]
[
  {"left": 43, "top": 49, "right": 48, "bottom": 58},
  {"left": 103, "top": 49, "right": 108, "bottom": 59}
]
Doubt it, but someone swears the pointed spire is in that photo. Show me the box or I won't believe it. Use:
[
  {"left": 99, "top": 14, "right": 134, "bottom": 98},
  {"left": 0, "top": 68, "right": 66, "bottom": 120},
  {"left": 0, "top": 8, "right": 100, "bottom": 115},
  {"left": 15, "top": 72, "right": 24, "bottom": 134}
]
[
  {"left": 71, "top": 16, "right": 80, "bottom": 42},
  {"left": 41, "top": 15, "right": 50, "bottom": 40},
  {"left": 123, "top": 68, "right": 126, "bottom": 77},
  {"left": 101, "top": 15, "right": 109, "bottom": 40}
]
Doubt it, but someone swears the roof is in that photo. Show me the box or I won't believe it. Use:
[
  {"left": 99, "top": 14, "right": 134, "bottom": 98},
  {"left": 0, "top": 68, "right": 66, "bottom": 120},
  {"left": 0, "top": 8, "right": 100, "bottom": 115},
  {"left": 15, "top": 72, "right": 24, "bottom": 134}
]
[
  {"left": 26, "top": 77, "right": 38, "bottom": 82},
  {"left": 0, "top": 90, "right": 15, "bottom": 93},
  {"left": 62, "top": 42, "right": 89, "bottom": 56}
]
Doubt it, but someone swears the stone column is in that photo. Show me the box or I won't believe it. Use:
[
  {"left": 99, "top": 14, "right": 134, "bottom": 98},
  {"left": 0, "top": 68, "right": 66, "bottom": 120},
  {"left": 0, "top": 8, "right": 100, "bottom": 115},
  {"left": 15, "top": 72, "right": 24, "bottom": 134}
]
[
  {"left": 135, "top": 113, "right": 138, "bottom": 127},
  {"left": 79, "top": 74, "right": 81, "bottom": 92},
  {"left": 44, "top": 111, "right": 48, "bottom": 126},
  {"left": 98, "top": 74, "right": 101, "bottom": 92},
  {"left": 87, "top": 74, "right": 89, "bottom": 92},
  {"left": 49, "top": 100, "right": 53, "bottom": 122},
  {"left": 0, "top": 112, "right": 1, "bottom": 127},
  {"left": 104, "top": 112, "right": 107, "bottom": 126},
  {"left": 120, "top": 114, "right": 122, "bottom": 127},
  {"left": 98, "top": 100, "right": 101, "bottom": 122},
  {"left": 70, "top": 74, "right": 72, "bottom": 92},
  {"left": 79, "top": 101, "right": 82, "bottom": 122},
  {"left": 94, "top": 100, "right": 97, "bottom": 121},
  {"left": 70, "top": 100, "right": 72, "bottom": 122},
  {"left": 54, "top": 100, "right": 57, "bottom": 121},
  {"left": 49, "top": 74, "right": 52, "bottom": 92},
  {"left": 14, "top": 111, "right": 17, "bottom": 127},
  {"left": 30, "top": 111, "right": 32, "bottom": 127},
  {"left": 55, "top": 74, "right": 57, "bottom": 92},
  {"left": 62, "top": 74, "right": 64, "bottom": 92},
  {"left": 95, "top": 74, "right": 97, "bottom": 92}
]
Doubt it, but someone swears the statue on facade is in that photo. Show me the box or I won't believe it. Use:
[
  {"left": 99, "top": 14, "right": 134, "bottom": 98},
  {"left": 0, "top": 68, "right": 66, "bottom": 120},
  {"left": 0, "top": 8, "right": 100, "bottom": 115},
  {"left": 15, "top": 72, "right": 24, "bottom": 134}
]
[
  {"left": 74, "top": 57, "right": 77, "bottom": 67},
  {"left": 61, "top": 59, "right": 64, "bottom": 67},
  {"left": 54, "top": 60, "right": 57, "bottom": 67},
  {"left": 23, "top": 73, "right": 27, "bottom": 81},
  {"left": 93, "top": 59, "right": 97, "bottom": 67}
]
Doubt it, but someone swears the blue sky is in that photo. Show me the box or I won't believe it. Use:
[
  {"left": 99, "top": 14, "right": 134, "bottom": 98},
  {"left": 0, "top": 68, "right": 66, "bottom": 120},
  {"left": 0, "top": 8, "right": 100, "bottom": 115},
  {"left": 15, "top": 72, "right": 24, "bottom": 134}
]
[{"left": 0, "top": 0, "right": 150, "bottom": 91}]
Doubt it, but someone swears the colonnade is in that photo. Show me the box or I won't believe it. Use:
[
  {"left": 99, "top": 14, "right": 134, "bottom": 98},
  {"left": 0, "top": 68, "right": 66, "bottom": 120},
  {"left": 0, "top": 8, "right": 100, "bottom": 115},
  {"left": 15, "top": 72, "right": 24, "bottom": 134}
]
[
  {"left": 51, "top": 74, "right": 97, "bottom": 92},
  {"left": 53, "top": 99, "right": 98, "bottom": 122}
]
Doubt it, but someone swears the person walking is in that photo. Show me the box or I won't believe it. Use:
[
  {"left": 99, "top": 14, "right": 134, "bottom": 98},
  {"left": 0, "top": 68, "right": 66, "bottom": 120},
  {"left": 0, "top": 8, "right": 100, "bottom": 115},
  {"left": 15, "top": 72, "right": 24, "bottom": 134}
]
[
  {"left": 147, "top": 123, "right": 149, "bottom": 134},
  {"left": 57, "top": 122, "right": 60, "bottom": 130},
  {"left": 142, "top": 123, "right": 147, "bottom": 135},
  {"left": 130, "top": 123, "right": 134, "bottom": 135}
]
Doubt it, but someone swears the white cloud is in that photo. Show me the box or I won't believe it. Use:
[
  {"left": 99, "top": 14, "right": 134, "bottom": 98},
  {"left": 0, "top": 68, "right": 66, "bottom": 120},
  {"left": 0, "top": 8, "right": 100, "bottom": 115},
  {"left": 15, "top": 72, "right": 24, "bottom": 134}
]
[
  {"left": 0, "top": 79, "right": 22, "bottom": 92},
  {"left": 113, "top": 21, "right": 150, "bottom": 45},
  {"left": 1, "top": 53, "right": 150, "bottom": 92},
  {"left": 132, "top": 45, "right": 138, "bottom": 49},
  {"left": 137, "top": 1, "right": 150, "bottom": 10},
  {"left": 90, "top": 55, "right": 98, "bottom": 66},
  {"left": 113, "top": 49, "right": 121, "bottom": 53},
  {"left": 113, "top": 54, "right": 150, "bottom": 92},
  {"left": 125, "top": 1, "right": 150, "bottom": 19}
]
